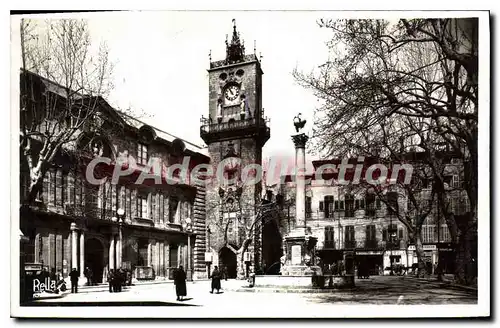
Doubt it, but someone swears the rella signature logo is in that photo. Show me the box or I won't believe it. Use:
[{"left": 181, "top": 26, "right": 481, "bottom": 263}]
[{"left": 32, "top": 277, "right": 57, "bottom": 293}]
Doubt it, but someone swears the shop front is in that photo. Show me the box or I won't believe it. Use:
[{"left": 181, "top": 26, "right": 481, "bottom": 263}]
[{"left": 355, "top": 250, "right": 384, "bottom": 275}]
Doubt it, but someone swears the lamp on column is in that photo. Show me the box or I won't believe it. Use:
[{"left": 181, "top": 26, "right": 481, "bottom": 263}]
[
  {"left": 117, "top": 208, "right": 125, "bottom": 223},
  {"left": 116, "top": 208, "right": 125, "bottom": 270},
  {"left": 182, "top": 218, "right": 193, "bottom": 281}
]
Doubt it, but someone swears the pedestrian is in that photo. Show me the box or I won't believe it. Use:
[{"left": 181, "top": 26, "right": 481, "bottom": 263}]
[
  {"left": 174, "top": 265, "right": 187, "bottom": 301},
  {"left": 108, "top": 269, "right": 115, "bottom": 293},
  {"left": 113, "top": 269, "right": 121, "bottom": 292},
  {"left": 84, "top": 267, "right": 93, "bottom": 286},
  {"left": 117, "top": 268, "right": 125, "bottom": 292},
  {"left": 222, "top": 265, "right": 228, "bottom": 281},
  {"left": 436, "top": 262, "right": 443, "bottom": 282},
  {"left": 69, "top": 268, "right": 79, "bottom": 293},
  {"left": 210, "top": 265, "right": 222, "bottom": 294}
]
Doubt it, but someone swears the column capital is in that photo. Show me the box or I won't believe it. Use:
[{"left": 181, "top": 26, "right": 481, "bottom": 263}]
[
  {"left": 70, "top": 222, "right": 78, "bottom": 231},
  {"left": 292, "top": 133, "right": 309, "bottom": 149}
]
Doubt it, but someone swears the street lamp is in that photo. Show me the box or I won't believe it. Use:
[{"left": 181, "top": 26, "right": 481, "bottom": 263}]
[
  {"left": 117, "top": 208, "right": 125, "bottom": 222},
  {"left": 182, "top": 218, "right": 193, "bottom": 281},
  {"left": 115, "top": 208, "right": 125, "bottom": 270}
]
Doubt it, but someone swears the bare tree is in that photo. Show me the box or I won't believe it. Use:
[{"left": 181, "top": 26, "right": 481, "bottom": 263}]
[
  {"left": 294, "top": 18, "right": 478, "bottom": 284},
  {"left": 20, "top": 18, "right": 114, "bottom": 204},
  {"left": 205, "top": 184, "right": 281, "bottom": 278}
]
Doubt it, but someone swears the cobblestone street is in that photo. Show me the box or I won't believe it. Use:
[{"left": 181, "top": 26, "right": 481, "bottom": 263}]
[{"left": 29, "top": 275, "right": 477, "bottom": 309}]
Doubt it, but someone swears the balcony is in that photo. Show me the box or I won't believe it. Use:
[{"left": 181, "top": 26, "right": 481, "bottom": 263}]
[
  {"left": 344, "top": 240, "right": 357, "bottom": 249},
  {"left": 364, "top": 239, "right": 379, "bottom": 249},
  {"left": 200, "top": 111, "right": 270, "bottom": 146},
  {"left": 323, "top": 240, "right": 336, "bottom": 249}
]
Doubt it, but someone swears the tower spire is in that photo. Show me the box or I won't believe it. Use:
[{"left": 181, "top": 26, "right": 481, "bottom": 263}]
[{"left": 226, "top": 19, "right": 245, "bottom": 64}]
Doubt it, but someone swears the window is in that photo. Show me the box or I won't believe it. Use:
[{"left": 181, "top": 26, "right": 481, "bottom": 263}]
[
  {"left": 137, "top": 143, "right": 148, "bottom": 165},
  {"left": 387, "top": 192, "right": 399, "bottom": 216},
  {"left": 324, "top": 226, "right": 335, "bottom": 249},
  {"left": 324, "top": 196, "right": 334, "bottom": 218},
  {"left": 137, "top": 238, "right": 149, "bottom": 266},
  {"left": 422, "top": 225, "right": 435, "bottom": 243},
  {"left": 452, "top": 175, "right": 460, "bottom": 188},
  {"left": 365, "top": 225, "right": 377, "bottom": 248},
  {"left": 366, "top": 193, "right": 376, "bottom": 217},
  {"left": 137, "top": 194, "right": 149, "bottom": 219},
  {"left": 305, "top": 196, "right": 312, "bottom": 218},
  {"left": 224, "top": 212, "right": 237, "bottom": 234},
  {"left": 169, "top": 197, "right": 178, "bottom": 223},
  {"left": 440, "top": 225, "right": 451, "bottom": 242},
  {"left": 376, "top": 198, "right": 381, "bottom": 210},
  {"left": 345, "top": 194, "right": 354, "bottom": 217},
  {"left": 344, "top": 225, "right": 355, "bottom": 249}
]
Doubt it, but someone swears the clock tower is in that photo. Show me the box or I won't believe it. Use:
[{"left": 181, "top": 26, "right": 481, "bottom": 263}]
[{"left": 200, "top": 20, "right": 270, "bottom": 279}]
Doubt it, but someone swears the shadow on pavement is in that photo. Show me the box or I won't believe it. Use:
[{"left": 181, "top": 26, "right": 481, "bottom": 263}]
[{"left": 21, "top": 301, "right": 199, "bottom": 307}]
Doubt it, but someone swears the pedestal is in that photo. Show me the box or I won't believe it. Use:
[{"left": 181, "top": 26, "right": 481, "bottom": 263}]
[{"left": 280, "top": 232, "right": 321, "bottom": 276}]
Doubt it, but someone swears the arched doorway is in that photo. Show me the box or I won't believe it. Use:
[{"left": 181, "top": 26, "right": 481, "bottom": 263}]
[
  {"left": 219, "top": 247, "right": 237, "bottom": 279},
  {"left": 262, "top": 218, "right": 283, "bottom": 275},
  {"left": 85, "top": 238, "right": 105, "bottom": 284}
]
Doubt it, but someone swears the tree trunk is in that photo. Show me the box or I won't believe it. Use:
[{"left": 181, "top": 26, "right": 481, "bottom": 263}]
[
  {"left": 453, "top": 213, "right": 476, "bottom": 285},
  {"left": 415, "top": 227, "right": 426, "bottom": 278}
]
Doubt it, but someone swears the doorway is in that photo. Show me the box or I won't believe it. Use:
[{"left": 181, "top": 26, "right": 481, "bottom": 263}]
[
  {"left": 262, "top": 218, "right": 283, "bottom": 275},
  {"left": 219, "top": 247, "right": 237, "bottom": 278},
  {"left": 85, "top": 238, "right": 105, "bottom": 284}
]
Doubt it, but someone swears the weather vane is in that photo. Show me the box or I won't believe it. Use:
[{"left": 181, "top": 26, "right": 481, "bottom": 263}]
[{"left": 293, "top": 113, "right": 307, "bottom": 133}]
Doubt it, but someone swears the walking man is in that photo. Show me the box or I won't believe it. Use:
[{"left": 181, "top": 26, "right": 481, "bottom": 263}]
[
  {"left": 210, "top": 266, "right": 222, "bottom": 294},
  {"left": 174, "top": 266, "right": 187, "bottom": 301},
  {"left": 69, "top": 268, "right": 79, "bottom": 293},
  {"left": 108, "top": 269, "right": 115, "bottom": 293}
]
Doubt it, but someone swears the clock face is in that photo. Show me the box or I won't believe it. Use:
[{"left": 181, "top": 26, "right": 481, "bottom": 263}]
[{"left": 224, "top": 85, "right": 240, "bottom": 102}]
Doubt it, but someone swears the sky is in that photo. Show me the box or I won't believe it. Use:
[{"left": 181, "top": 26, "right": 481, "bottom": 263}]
[{"left": 76, "top": 11, "right": 333, "bottom": 168}]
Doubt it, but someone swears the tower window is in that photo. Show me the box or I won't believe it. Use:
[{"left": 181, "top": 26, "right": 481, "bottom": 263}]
[
  {"left": 137, "top": 143, "right": 148, "bottom": 165},
  {"left": 137, "top": 193, "right": 149, "bottom": 219}
]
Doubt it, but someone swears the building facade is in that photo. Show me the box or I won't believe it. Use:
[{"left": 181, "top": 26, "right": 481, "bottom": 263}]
[
  {"left": 277, "top": 157, "right": 467, "bottom": 276},
  {"left": 20, "top": 71, "right": 210, "bottom": 284}
]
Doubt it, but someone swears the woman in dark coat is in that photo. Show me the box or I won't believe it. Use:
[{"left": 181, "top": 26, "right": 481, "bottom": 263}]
[
  {"left": 174, "top": 266, "right": 187, "bottom": 301},
  {"left": 210, "top": 266, "right": 222, "bottom": 294}
]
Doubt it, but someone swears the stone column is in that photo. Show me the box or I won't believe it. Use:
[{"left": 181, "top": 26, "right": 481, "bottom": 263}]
[
  {"left": 147, "top": 240, "right": 153, "bottom": 267},
  {"left": 292, "top": 134, "right": 309, "bottom": 231},
  {"left": 159, "top": 241, "right": 164, "bottom": 277},
  {"left": 79, "top": 230, "right": 85, "bottom": 278},
  {"left": 164, "top": 242, "right": 170, "bottom": 279},
  {"left": 187, "top": 235, "right": 192, "bottom": 281},
  {"left": 70, "top": 223, "right": 78, "bottom": 270},
  {"left": 178, "top": 244, "right": 183, "bottom": 268},
  {"left": 116, "top": 225, "right": 123, "bottom": 269},
  {"left": 109, "top": 234, "right": 115, "bottom": 270}
]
